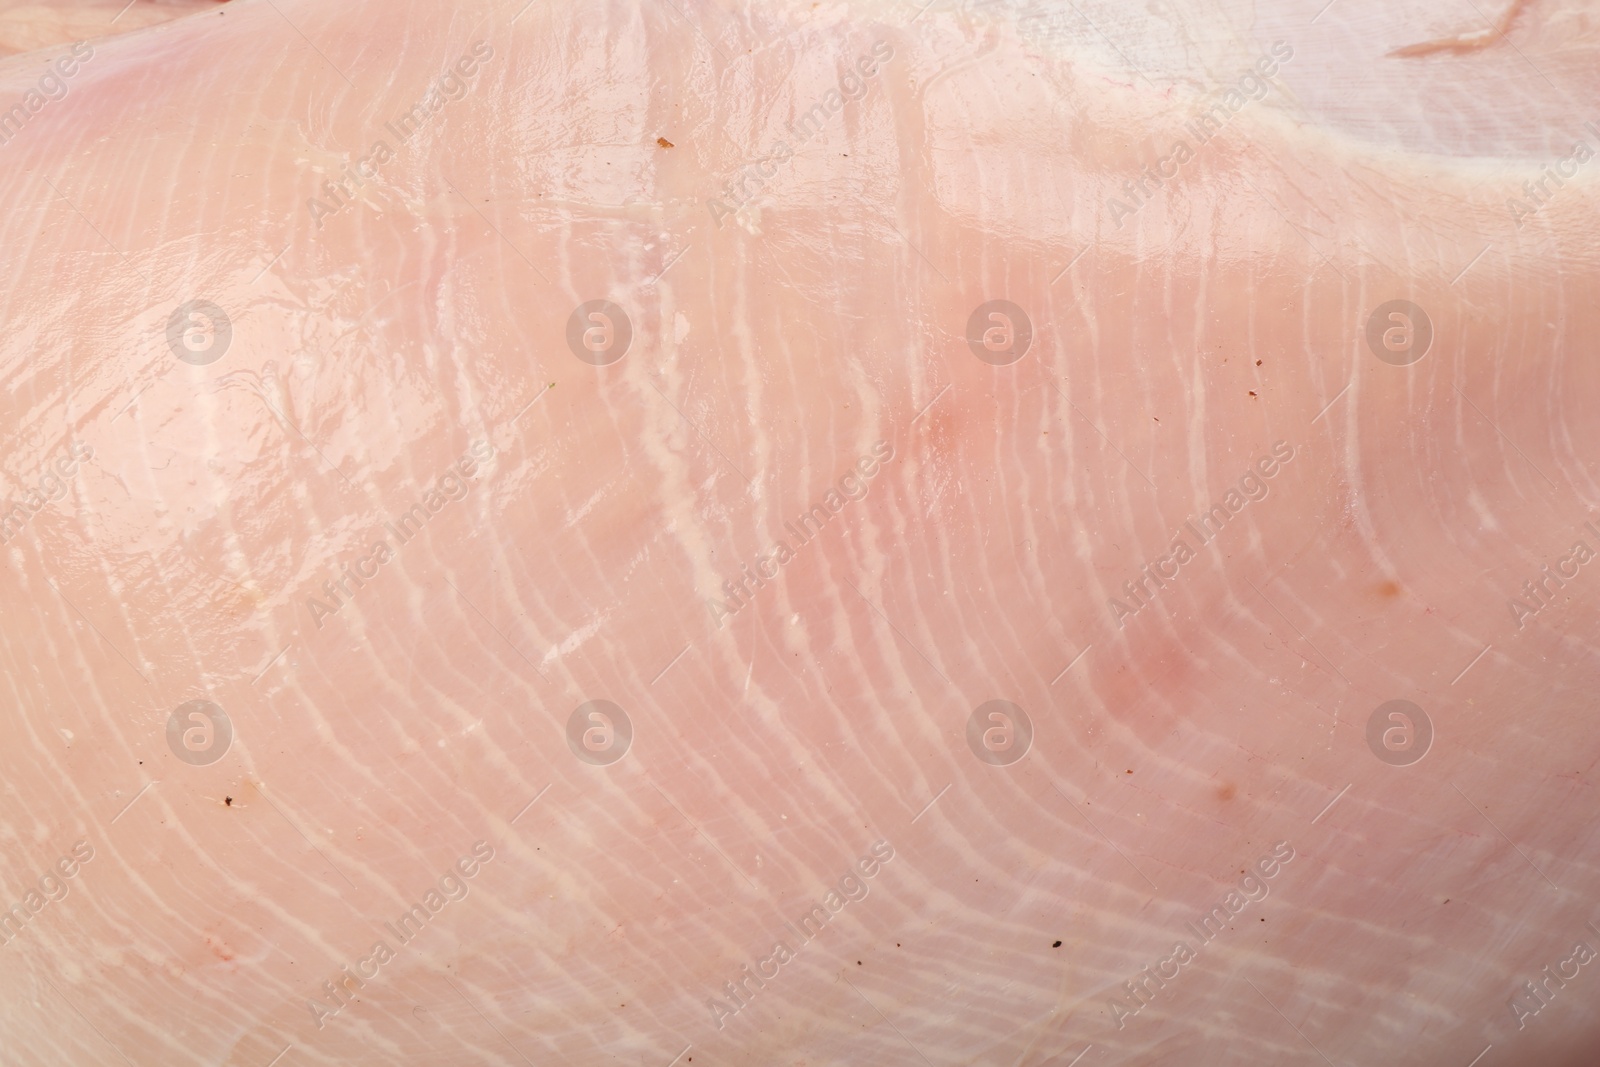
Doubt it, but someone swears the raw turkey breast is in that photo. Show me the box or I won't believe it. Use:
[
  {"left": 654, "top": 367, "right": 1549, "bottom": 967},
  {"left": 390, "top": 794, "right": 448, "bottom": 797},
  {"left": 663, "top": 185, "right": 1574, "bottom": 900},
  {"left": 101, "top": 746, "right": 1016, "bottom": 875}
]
[{"left": 1, "top": 1, "right": 1598, "bottom": 1065}]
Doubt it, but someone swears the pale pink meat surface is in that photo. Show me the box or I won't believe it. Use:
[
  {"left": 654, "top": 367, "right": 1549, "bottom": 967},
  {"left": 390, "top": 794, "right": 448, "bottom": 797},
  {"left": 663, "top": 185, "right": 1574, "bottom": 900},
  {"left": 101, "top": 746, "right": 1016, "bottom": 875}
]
[
  {"left": 0, "top": 0, "right": 220, "bottom": 56},
  {"left": 1, "top": 0, "right": 1599, "bottom": 1065}
]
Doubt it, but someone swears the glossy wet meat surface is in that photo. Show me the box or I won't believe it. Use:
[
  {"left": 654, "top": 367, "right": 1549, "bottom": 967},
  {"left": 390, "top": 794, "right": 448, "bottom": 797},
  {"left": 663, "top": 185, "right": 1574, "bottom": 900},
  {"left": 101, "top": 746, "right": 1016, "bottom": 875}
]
[{"left": 1, "top": 1, "right": 1599, "bottom": 1065}]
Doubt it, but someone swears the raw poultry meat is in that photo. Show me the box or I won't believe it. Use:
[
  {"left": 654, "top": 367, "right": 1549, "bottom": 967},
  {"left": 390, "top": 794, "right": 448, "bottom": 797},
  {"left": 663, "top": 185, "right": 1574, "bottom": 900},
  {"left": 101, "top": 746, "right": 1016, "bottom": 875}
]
[{"left": 0, "top": 0, "right": 1598, "bottom": 1065}]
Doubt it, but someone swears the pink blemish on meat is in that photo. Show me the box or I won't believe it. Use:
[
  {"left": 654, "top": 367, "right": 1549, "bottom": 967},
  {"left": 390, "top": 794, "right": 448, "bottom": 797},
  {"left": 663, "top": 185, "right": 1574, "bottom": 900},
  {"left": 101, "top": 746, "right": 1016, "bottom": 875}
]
[{"left": 1389, "top": 0, "right": 1537, "bottom": 58}]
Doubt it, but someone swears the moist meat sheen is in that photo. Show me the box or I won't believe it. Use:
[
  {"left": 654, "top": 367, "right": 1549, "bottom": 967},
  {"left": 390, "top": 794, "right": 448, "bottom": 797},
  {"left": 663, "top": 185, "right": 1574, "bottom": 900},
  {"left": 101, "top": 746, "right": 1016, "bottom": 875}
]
[{"left": 1, "top": 1, "right": 1599, "bottom": 1066}]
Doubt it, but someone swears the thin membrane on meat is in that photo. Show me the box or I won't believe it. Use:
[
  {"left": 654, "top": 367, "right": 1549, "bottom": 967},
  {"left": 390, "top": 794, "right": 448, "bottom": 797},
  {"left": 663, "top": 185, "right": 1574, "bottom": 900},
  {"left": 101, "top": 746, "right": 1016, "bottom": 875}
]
[{"left": 0, "top": 1, "right": 1598, "bottom": 1066}]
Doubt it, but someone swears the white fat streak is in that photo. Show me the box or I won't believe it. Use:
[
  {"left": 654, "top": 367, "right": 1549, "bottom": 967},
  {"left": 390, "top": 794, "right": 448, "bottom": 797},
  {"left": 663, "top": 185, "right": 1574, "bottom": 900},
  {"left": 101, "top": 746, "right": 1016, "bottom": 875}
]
[
  {"left": 540, "top": 615, "right": 606, "bottom": 670},
  {"left": 565, "top": 487, "right": 606, "bottom": 529}
]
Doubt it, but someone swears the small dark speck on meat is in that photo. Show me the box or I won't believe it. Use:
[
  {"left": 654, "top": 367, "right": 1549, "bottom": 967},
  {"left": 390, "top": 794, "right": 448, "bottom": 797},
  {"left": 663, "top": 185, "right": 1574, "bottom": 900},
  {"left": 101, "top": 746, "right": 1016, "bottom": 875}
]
[
  {"left": 656, "top": 137, "right": 674, "bottom": 148},
  {"left": 1053, "top": 940, "right": 1063, "bottom": 947},
  {"left": 224, "top": 797, "right": 233, "bottom": 806}
]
